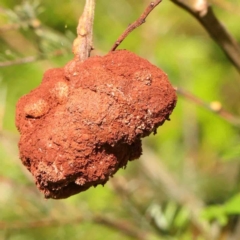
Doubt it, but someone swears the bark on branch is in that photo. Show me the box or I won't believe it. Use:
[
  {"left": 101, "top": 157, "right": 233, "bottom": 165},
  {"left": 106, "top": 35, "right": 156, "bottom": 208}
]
[
  {"left": 72, "top": 0, "right": 95, "bottom": 61},
  {"left": 110, "top": 0, "right": 162, "bottom": 51}
]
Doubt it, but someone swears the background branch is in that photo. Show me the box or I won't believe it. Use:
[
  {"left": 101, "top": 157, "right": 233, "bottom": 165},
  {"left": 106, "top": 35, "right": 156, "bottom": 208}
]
[
  {"left": 176, "top": 87, "right": 240, "bottom": 127},
  {"left": 0, "top": 23, "right": 20, "bottom": 31},
  {"left": 1, "top": 1, "right": 240, "bottom": 239},
  {"left": 0, "top": 214, "right": 155, "bottom": 240},
  {"left": 0, "top": 50, "right": 65, "bottom": 67},
  {"left": 170, "top": 0, "right": 240, "bottom": 73}
]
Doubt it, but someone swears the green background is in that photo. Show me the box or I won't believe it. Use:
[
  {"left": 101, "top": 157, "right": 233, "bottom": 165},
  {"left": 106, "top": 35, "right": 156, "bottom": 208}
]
[{"left": 1, "top": 0, "right": 240, "bottom": 239}]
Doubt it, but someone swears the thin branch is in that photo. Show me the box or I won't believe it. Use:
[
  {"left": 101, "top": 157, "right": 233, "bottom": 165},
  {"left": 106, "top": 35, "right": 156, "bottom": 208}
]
[
  {"left": 0, "top": 56, "right": 39, "bottom": 67},
  {"left": 0, "top": 21, "right": 40, "bottom": 32},
  {"left": 170, "top": 0, "right": 240, "bottom": 73},
  {"left": 0, "top": 215, "right": 151, "bottom": 240},
  {"left": 0, "top": 50, "right": 65, "bottom": 68},
  {"left": 110, "top": 0, "right": 162, "bottom": 51},
  {"left": 176, "top": 87, "right": 240, "bottom": 127},
  {"left": 0, "top": 218, "right": 83, "bottom": 230},
  {"left": 94, "top": 215, "right": 150, "bottom": 240},
  {"left": 72, "top": 0, "right": 96, "bottom": 61},
  {"left": 0, "top": 23, "right": 20, "bottom": 32}
]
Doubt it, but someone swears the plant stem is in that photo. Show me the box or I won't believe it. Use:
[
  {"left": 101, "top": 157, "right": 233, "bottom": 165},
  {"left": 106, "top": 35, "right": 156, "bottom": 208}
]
[
  {"left": 170, "top": 0, "right": 240, "bottom": 73},
  {"left": 73, "top": 0, "right": 95, "bottom": 61},
  {"left": 176, "top": 87, "right": 240, "bottom": 127},
  {"left": 110, "top": 0, "right": 162, "bottom": 52}
]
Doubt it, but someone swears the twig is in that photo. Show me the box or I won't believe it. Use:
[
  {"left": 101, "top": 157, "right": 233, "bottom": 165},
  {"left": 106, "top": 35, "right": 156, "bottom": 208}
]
[
  {"left": 0, "top": 20, "right": 40, "bottom": 32},
  {"left": 0, "top": 56, "right": 39, "bottom": 67},
  {"left": 110, "top": 0, "right": 162, "bottom": 51},
  {"left": 72, "top": 0, "right": 96, "bottom": 61},
  {"left": 0, "top": 23, "right": 20, "bottom": 32},
  {"left": 0, "top": 50, "right": 65, "bottom": 68},
  {"left": 94, "top": 215, "right": 150, "bottom": 240},
  {"left": 170, "top": 0, "right": 240, "bottom": 73},
  {"left": 176, "top": 87, "right": 240, "bottom": 127},
  {"left": 0, "top": 215, "right": 151, "bottom": 240}
]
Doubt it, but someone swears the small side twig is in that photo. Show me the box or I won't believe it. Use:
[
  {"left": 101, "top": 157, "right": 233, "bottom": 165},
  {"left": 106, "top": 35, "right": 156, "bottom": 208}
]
[
  {"left": 0, "top": 50, "right": 65, "bottom": 68},
  {"left": 170, "top": 0, "right": 240, "bottom": 73},
  {"left": 176, "top": 87, "right": 240, "bottom": 127},
  {"left": 110, "top": 0, "right": 162, "bottom": 51}
]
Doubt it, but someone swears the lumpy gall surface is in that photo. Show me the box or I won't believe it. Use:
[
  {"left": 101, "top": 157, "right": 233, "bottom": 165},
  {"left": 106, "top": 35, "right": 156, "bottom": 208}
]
[{"left": 16, "top": 50, "right": 177, "bottom": 199}]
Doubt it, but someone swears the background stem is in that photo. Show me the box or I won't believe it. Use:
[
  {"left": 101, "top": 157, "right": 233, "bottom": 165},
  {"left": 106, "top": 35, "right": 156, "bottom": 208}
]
[{"left": 170, "top": 0, "right": 240, "bottom": 73}]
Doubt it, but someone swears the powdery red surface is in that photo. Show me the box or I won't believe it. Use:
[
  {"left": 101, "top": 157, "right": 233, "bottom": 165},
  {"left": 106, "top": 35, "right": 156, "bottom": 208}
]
[{"left": 16, "top": 50, "right": 177, "bottom": 199}]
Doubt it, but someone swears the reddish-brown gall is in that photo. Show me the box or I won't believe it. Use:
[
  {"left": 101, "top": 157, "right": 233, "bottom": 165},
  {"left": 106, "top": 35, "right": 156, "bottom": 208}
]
[{"left": 16, "top": 50, "right": 177, "bottom": 199}]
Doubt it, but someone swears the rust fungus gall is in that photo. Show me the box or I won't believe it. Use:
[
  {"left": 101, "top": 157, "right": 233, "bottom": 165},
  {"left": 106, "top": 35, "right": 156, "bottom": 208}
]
[{"left": 16, "top": 50, "right": 177, "bottom": 199}]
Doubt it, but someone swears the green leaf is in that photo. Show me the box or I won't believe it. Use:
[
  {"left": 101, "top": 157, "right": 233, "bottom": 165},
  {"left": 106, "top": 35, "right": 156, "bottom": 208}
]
[
  {"left": 201, "top": 205, "right": 228, "bottom": 226},
  {"left": 223, "top": 193, "right": 240, "bottom": 214}
]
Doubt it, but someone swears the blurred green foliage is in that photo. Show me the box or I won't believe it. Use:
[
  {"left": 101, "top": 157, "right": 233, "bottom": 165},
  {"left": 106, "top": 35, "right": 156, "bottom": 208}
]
[{"left": 1, "top": 0, "right": 240, "bottom": 239}]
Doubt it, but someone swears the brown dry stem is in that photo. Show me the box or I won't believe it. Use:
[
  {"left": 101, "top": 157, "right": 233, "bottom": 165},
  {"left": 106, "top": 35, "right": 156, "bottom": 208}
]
[
  {"left": 72, "top": 0, "right": 95, "bottom": 61},
  {"left": 0, "top": 214, "right": 152, "bottom": 240},
  {"left": 170, "top": 0, "right": 240, "bottom": 73},
  {"left": 176, "top": 87, "right": 240, "bottom": 127},
  {"left": 110, "top": 0, "right": 162, "bottom": 51}
]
